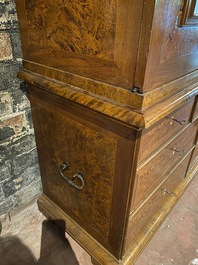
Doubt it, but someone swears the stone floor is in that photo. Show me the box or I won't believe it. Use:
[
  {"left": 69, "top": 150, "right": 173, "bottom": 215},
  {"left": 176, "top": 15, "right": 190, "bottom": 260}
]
[{"left": 0, "top": 173, "right": 198, "bottom": 265}]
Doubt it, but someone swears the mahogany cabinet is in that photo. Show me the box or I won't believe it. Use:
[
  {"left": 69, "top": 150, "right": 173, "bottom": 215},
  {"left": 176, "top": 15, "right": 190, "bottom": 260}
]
[{"left": 15, "top": 0, "right": 198, "bottom": 264}]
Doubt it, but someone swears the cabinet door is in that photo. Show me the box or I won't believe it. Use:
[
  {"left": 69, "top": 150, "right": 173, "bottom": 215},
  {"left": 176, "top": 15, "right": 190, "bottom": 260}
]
[
  {"left": 29, "top": 86, "right": 138, "bottom": 259},
  {"left": 135, "top": 0, "right": 198, "bottom": 91}
]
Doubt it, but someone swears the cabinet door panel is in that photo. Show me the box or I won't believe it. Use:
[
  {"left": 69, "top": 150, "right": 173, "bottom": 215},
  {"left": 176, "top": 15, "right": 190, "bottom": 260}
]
[{"left": 135, "top": 0, "right": 198, "bottom": 91}]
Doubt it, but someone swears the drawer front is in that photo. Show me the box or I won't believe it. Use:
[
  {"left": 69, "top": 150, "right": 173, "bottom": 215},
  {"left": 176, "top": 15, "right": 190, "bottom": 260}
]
[
  {"left": 29, "top": 87, "right": 137, "bottom": 258},
  {"left": 138, "top": 100, "right": 194, "bottom": 163},
  {"left": 125, "top": 152, "right": 192, "bottom": 252},
  {"left": 132, "top": 120, "right": 197, "bottom": 210}
]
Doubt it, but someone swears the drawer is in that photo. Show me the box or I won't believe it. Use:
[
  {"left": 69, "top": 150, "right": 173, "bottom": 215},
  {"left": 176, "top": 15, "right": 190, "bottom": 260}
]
[
  {"left": 138, "top": 100, "right": 194, "bottom": 163},
  {"left": 131, "top": 120, "right": 198, "bottom": 210},
  {"left": 29, "top": 86, "right": 138, "bottom": 258},
  {"left": 125, "top": 152, "right": 192, "bottom": 252}
]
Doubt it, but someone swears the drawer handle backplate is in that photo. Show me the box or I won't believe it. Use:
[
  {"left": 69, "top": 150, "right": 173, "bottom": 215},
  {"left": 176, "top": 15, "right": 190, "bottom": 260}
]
[{"left": 59, "top": 162, "right": 84, "bottom": 190}]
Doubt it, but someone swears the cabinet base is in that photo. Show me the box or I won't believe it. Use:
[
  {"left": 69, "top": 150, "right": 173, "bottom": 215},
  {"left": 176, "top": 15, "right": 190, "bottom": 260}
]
[{"left": 38, "top": 161, "right": 197, "bottom": 265}]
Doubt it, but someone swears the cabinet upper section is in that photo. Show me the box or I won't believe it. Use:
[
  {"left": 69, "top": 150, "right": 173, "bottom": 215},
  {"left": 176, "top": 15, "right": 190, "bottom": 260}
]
[
  {"left": 15, "top": 0, "right": 144, "bottom": 90},
  {"left": 16, "top": 0, "right": 198, "bottom": 93}
]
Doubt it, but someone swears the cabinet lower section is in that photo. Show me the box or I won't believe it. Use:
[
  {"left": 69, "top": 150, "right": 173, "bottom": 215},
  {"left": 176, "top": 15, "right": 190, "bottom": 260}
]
[
  {"left": 38, "top": 158, "right": 197, "bottom": 265},
  {"left": 28, "top": 85, "right": 198, "bottom": 264}
]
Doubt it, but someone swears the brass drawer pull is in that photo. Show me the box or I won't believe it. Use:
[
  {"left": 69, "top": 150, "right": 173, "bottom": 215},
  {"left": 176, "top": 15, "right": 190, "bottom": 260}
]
[
  {"left": 59, "top": 162, "right": 84, "bottom": 190},
  {"left": 167, "top": 116, "right": 187, "bottom": 125},
  {"left": 162, "top": 189, "right": 173, "bottom": 196},
  {"left": 172, "top": 147, "right": 184, "bottom": 156}
]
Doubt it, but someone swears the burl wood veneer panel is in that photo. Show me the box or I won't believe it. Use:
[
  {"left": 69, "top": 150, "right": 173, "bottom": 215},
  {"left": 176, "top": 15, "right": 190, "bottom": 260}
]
[
  {"left": 38, "top": 108, "right": 116, "bottom": 239},
  {"left": 28, "top": 86, "right": 138, "bottom": 258},
  {"left": 16, "top": 0, "right": 144, "bottom": 89}
]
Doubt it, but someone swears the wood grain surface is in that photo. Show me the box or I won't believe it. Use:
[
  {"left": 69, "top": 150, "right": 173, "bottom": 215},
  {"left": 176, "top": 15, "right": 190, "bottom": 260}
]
[
  {"left": 125, "top": 151, "right": 194, "bottom": 252},
  {"left": 135, "top": 0, "right": 198, "bottom": 91},
  {"left": 16, "top": 0, "right": 144, "bottom": 89},
  {"left": 14, "top": 1, "right": 198, "bottom": 264},
  {"left": 132, "top": 121, "right": 198, "bottom": 209},
  {"left": 28, "top": 86, "right": 138, "bottom": 258},
  {"left": 138, "top": 99, "right": 194, "bottom": 163}
]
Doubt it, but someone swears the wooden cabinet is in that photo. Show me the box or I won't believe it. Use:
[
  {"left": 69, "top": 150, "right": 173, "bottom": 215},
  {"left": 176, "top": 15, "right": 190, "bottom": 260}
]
[{"left": 15, "top": 0, "right": 198, "bottom": 264}]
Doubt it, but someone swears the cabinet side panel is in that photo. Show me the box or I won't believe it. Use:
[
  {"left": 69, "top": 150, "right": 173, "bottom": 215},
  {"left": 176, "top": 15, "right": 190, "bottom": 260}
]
[
  {"left": 16, "top": 0, "right": 144, "bottom": 89},
  {"left": 28, "top": 86, "right": 138, "bottom": 258}
]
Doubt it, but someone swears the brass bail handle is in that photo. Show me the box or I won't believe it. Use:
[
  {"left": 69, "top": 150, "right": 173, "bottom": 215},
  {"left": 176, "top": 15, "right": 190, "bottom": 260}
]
[
  {"left": 167, "top": 116, "right": 187, "bottom": 125},
  {"left": 162, "top": 188, "right": 174, "bottom": 197},
  {"left": 172, "top": 147, "right": 185, "bottom": 156},
  {"left": 59, "top": 162, "right": 85, "bottom": 190}
]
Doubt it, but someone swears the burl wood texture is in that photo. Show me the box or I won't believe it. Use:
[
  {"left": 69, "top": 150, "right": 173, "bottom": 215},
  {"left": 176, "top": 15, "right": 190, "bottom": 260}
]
[
  {"left": 16, "top": 1, "right": 198, "bottom": 111},
  {"left": 26, "top": 0, "right": 116, "bottom": 58},
  {"left": 17, "top": 71, "right": 145, "bottom": 128},
  {"left": 37, "top": 108, "right": 116, "bottom": 240},
  {"left": 14, "top": 1, "right": 198, "bottom": 264},
  {"left": 16, "top": 0, "right": 144, "bottom": 89},
  {"left": 135, "top": 0, "right": 198, "bottom": 91},
  {"left": 37, "top": 153, "right": 198, "bottom": 265},
  {"left": 28, "top": 86, "right": 138, "bottom": 259}
]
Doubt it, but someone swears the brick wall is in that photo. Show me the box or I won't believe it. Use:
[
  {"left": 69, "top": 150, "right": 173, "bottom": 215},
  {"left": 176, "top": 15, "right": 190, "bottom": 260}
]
[{"left": 0, "top": 0, "right": 42, "bottom": 217}]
